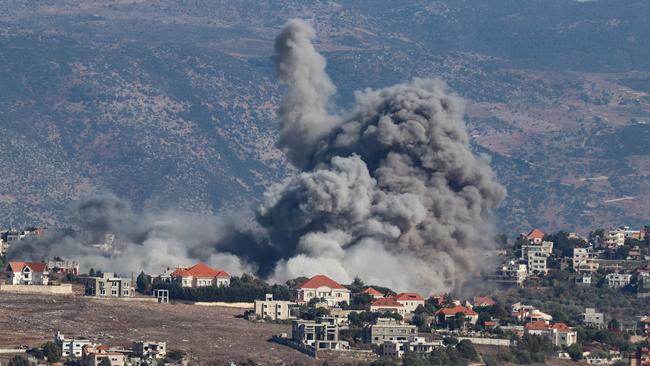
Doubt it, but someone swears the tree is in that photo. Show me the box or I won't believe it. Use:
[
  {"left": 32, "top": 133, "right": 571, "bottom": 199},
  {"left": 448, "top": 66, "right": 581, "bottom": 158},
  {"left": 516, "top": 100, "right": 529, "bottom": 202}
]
[
  {"left": 8, "top": 356, "right": 30, "bottom": 366},
  {"left": 99, "top": 357, "right": 112, "bottom": 366},
  {"left": 42, "top": 341, "right": 62, "bottom": 362},
  {"left": 566, "top": 343, "right": 583, "bottom": 361},
  {"left": 456, "top": 339, "right": 478, "bottom": 361},
  {"left": 89, "top": 268, "right": 96, "bottom": 277},
  {"left": 136, "top": 271, "right": 150, "bottom": 293}
]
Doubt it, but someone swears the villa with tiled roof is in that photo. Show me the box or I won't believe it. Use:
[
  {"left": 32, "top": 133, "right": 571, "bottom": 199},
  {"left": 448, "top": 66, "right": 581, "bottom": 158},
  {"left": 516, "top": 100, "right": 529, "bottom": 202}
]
[
  {"left": 170, "top": 262, "right": 230, "bottom": 288},
  {"left": 5, "top": 261, "right": 49, "bottom": 285},
  {"left": 295, "top": 275, "right": 350, "bottom": 306}
]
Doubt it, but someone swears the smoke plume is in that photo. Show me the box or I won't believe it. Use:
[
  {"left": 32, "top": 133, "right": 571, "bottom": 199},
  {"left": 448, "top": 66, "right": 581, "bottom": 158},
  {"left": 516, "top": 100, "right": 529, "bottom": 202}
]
[
  {"left": 9, "top": 20, "right": 505, "bottom": 295},
  {"left": 260, "top": 19, "right": 506, "bottom": 293}
]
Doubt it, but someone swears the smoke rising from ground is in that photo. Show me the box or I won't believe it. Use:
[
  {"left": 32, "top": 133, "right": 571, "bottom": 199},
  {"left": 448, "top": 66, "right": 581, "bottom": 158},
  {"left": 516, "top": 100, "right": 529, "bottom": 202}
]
[
  {"left": 261, "top": 19, "right": 506, "bottom": 293},
  {"left": 9, "top": 20, "right": 505, "bottom": 294},
  {"left": 8, "top": 194, "right": 265, "bottom": 277}
]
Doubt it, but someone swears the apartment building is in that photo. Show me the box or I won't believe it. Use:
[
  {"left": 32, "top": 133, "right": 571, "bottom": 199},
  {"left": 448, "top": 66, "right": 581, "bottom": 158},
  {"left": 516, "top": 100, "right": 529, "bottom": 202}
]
[
  {"left": 364, "top": 318, "right": 417, "bottom": 345},
  {"left": 291, "top": 317, "right": 349, "bottom": 350},
  {"left": 84, "top": 273, "right": 135, "bottom": 297},
  {"left": 572, "top": 247, "right": 600, "bottom": 273},
  {"left": 254, "top": 294, "right": 297, "bottom": 320}
]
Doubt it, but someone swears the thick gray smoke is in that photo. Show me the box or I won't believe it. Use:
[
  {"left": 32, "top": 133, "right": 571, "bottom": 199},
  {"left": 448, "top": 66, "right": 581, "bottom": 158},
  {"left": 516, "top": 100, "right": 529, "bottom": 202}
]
[
  {"left": 9, "top": 20, "right": 505, "bottom": 295},
  {"left": 8, "top": 194, "right": 267, "bottom": 277},
  {"left": 260, "top": 19, "right": 507, "bottom": 293}
]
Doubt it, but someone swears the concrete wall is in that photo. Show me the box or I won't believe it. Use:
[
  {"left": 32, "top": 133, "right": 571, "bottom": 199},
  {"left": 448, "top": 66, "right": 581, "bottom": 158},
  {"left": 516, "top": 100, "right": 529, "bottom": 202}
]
[
  {"left": 456, "top": 337, "right": 511, "bottom": 347},
  {"left": 193, "top": 301, "right": 254, "bottom": 309},
  {"left": 0, "top": 283, "right": 73, "bottom": 295}
]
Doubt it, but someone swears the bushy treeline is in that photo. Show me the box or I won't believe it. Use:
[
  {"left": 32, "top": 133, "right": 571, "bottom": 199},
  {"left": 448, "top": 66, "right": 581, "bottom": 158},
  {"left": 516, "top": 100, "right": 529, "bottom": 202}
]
[{"left": 152, "top": 274, "right": 292, "bottom": 302}]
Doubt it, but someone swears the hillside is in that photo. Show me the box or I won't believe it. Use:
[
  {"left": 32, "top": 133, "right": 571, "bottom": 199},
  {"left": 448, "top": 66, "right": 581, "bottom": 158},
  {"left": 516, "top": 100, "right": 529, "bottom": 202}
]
[{"left": 0, "top": 0, "right": 648, "bottom": 233}]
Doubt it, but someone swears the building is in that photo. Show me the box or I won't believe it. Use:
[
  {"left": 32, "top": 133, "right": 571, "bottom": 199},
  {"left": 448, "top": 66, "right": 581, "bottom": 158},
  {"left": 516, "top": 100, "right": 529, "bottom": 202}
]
[
  {"left": 85, "top": 273, "right": 135, "bottom": 297},
  {"left": 524, "top": 321, "right": 577, "bottom": 347},
  {"left": 605, "top": 273, "right": 632, "bottom": 288},
  {"left": 512, "top": 303, "right": 553, "bottom": 323},
  {"left": 82, "top": 344, "right": 125, "bottom": 366},
  {"left": 526, "top": 229, "right": 545, "bottom": 244},
  {"left": 5, "top": 261, "right": 49, "bottom": 285},
  {"left": 47, "top": 260, "right": 80, "bottom": 275},
  {"left": 362, "top": 287, "right": 384, "bottom": 299},
  {"left": 573, "top": 247, "right": 600, "bottom": 273},
  {"left": 576, "top": 276, "right": 592, "bottom": 285},
  {"left": 638, "top": 275, "right": 650, "bottom": 298},
  {"left": 582, "top": 308, "right": 605, "bottom": 328},
  {"left": 488, "top": 261, "right": 528, "bottom": 286},
  {"left": 291, "top": 317, "right": 349, "bottom": 350},
  {"left": 380, "top": 336, "right": 444, "bottom": 358},
  {"left": 434, "top": 306, "right": 478, "bottom": 326},
  {"left": 132, "top": 341, "right": 166, "bottom": 359},
  {"left": 370, "top": 297, "right": 406, "bottom": 315},
  {"left": 629, "top": 346, "right": 650, "bottom": 366},
  {"left": 521, "top": 241, "right": 553, "bottom": 275},
  {"left": 170, "top": 263, "right": 230, "bottom": 288},
  {"left": 394, "top": 293, "right": 425, "bottom": 313},
  {"left": 254, "top": 294, "right": 297, "bottom": 321},
  {"left": 56, "top": 332, "right": 93, "bottom": 358},
  {"left": 473, "top": 296, "right": 496, "bottom": 307},
  {"left": 295, "top": 275, "right": 351, "bottom": 306},
  {"left": 604, "top": 228, "right": 626, "bottom": 247},
  {"left": 364, "top": 318, "right": 417, "bottom": 345}
]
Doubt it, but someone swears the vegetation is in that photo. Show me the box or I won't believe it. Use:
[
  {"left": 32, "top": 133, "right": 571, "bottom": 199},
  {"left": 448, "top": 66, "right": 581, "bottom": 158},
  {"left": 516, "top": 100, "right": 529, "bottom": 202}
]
[
  {"left": 8, "top": 356, "right": 30, "bottom": 366},
  {"left": 153, "top": 273, "right": 292, "bottom": 302},
  {"left": 42, "top": 341, "right": 62, "bottom": 362}
]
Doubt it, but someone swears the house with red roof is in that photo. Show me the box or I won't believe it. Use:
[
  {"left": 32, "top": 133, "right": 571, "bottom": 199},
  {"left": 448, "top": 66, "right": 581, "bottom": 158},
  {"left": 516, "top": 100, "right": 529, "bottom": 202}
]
[
  {"left": 370, "top": 297, "right": 406, "bottom": 315},
  {"left": 5, "top": 261, "right": 49, "bottom": 285},
  {"left": 524, "top": 321, "right": 577, "bottom": 347},
  {"left": 473, "top": 295, "right": 496, "bottom": 308},
  {"left": 82, "top": 344, "right": 126, "bottom": 366},
  {"left": 526, "top": 229, "right": 545, "bottom": 244},
  {"left": 295, "top": 275, "right": 351, "bottom": 306},
  {"left": 393, "top": 293, "right": 425, "bottom": 313},
  {"left": 434, "top": 305, "right": 478, "bottom": 326},
  {"left": 362, "top": 287, "right": 384, "bottom": 299},
  {"left": 170, "top": 263, "right": 230, "bottom": 288}
]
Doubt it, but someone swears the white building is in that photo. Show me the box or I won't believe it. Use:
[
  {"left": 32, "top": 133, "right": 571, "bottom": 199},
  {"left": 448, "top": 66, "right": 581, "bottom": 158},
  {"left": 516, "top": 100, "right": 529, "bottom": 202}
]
[
  {"left": 132, "top": 341, "right": 166, "bottom": 359},
  {"left": 488, "top": 261, "right": 528, "bottom": 286},
  {"left": 5, "top": 261, "right": 49, "bottom": 285},
  {"left": 521, "top": 241, "right": 553, "bottom": 275},
  {"left": 170, "top": 262, "right": 230, "bottom": 288},
  {"left": 56, "top": 332, "right": 94, "bottom": 358},
  {"left": 573, "top": 247, "right": 599, "bottom": 273},
  {"left": 393, "top": 293, "right": 425, "bottom": 313},
  {"left": 84, "top": 273, "right": 135, "bottom": 297},
  {"left": 254, "top": 294, "right": 296, "bottom": 321},
  {"left": 604, "top": 228, "right": 626, "bottom": 247},
  {"left": 605, "top": 273, "right": 632, "bottom": 288},
  {"left": 525, "top": 321, "right": 577, "bottom": 347},
  {"left": 583, "top": 308, "right": 605, "bottom": 328},
  {"left": 381, "top": 336, "right": 444, "bottom": 358},
  {"left": 295, "top": 275, "right": 351, "bottom": 306}
]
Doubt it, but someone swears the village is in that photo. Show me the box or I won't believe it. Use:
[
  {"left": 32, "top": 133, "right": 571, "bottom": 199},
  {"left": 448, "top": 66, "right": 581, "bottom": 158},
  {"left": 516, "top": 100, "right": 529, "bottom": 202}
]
[{"left": 1, "top": 226, "right": 650, "bottom": 366}]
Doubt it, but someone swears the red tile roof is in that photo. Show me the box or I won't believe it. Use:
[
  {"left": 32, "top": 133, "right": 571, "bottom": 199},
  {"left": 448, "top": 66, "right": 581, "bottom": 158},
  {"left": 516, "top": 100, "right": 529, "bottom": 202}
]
[
  {"left": 297, "top": 275, "right": 347, "bottom": 290},
  {"left": 473, "top": 296, "right": 496, "bottom": 307},
  {"left": 6, "top": 261, "right": 47, "bottom": 273},
  {"left": 362, "top": 287, "right": 383, "bottom": 296},
  {"left": 525, "top": 320, "right": 550, "bottom": 331},
  {"left": 170, "top": 263, "right": 229, "bottom": 278},
  {"left": 484, "top": 321, "right": 497, "bottom": 327},
  {"left": 435, "top": 305, "right": 477, "bottom": 316},
  {"left": 394, "top": 292, "right": 424, "bottom": 301},
  {"left": 551, "top": 322, "right": 571, "bottom": 331},
  {"left": 371, "top": 297, "right": 403, "bottom": 307},
  {"left": 527, "top": 229, "right": 545, "bottom": 239}
]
